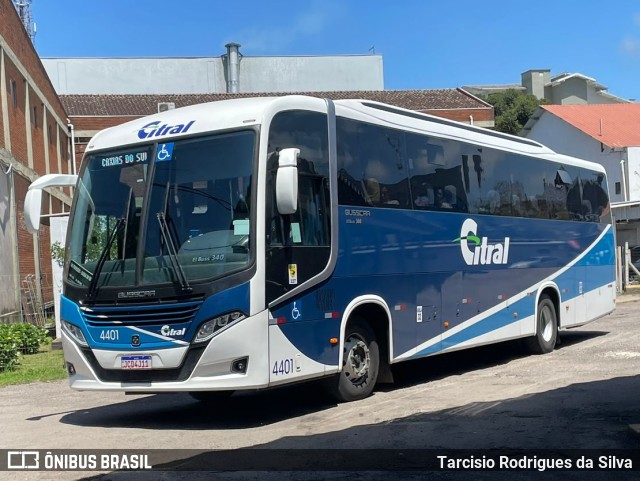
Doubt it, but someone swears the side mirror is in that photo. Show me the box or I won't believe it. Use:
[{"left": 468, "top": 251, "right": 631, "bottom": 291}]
[
  {"left": 24, "top": 174, "right": 78, "bottom": 233},
  {"left": 276, "top": 148, "right": 299, "bottom": 215}
]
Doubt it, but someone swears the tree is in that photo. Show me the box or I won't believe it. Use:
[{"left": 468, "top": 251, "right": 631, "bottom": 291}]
[{"left": 485, "top": 89, "right": 548, "bottom": 135}]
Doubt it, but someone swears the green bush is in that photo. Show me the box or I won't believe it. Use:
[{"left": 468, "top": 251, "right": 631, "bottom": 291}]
[
  {"left": 10, "top": 323, "right": 50, "bottom": 354},
  {"left": 0, "top": 325, "right": 19, "bottom": 372},
  {"left": 0, "top": 323, "right": 51, "bottom": 372}
]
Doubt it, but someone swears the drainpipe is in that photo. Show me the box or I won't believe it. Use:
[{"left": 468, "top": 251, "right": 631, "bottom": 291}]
[
  {"left": 620, "top": 154, "right": 628, "bottom": 202},
  {"left": 67, "top": 120, "right": 77, "bottom": 176},
  {"left": 225, "top": 43, "right": 241, "bottom": 93}
]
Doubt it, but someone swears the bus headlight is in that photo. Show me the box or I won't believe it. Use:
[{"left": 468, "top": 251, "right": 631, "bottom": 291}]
[
  {"left": 62, "top": 320, "right": 88, "bottom": 347},
  {"left": 194, "top": 311, "right": 245, "bottom": 343}
]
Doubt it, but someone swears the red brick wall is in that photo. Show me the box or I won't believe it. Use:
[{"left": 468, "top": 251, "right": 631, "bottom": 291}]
[
  {"left": 57, "top": 125, "right": 65, "bottom": 173},
  {"left": 72, "top": 116, "right": 140, "bottom": 131},
  {"left": 52, "top": 197, "right": 62, "bottom": 215},
  {"left": 1, "top": 0, "right": 72, "bottom": 317},
  {"left": 29, "top": 85, "right": 45, "bottom": 174},
  {"left": 14, "top": 173, "right": 34, "bottom": 281},
  {"left": 14, "top": 174, "right": 54, "bottom": 306},
  {"left": 1, "top": 0, "right": 71, "bottom": 175},
  {"left": 46, "top": 111, "right": 59, "bottom": 173},
  {"left": 0, "top": 0, "right": 67, "bottom": 122},
  {"left": 4, "top": 58, "right": 27, "bottom": 162},
  {"left": 2, "top": 25, "right": 72, "bottom": 177}
]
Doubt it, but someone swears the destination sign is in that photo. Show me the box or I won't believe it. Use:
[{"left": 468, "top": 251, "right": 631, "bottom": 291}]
[{"left": 94, "top": 150, "right": 149, "bottom": 169}]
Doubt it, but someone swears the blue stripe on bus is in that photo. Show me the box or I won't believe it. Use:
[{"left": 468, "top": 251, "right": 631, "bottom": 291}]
[{"left": 415, "top": 295, "right": 537, "bottom": 357}]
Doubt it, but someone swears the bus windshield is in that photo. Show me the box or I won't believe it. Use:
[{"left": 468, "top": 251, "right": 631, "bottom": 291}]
[{"left": 66, "top": 130, "right": 255, "bottom": 291}]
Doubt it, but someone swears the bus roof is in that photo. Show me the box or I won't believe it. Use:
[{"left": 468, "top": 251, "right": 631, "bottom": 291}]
[
  {"left": 333, "top": 99, "right": 605, "bottom": 172},
  {"left": 84, "top": 95, "right": 604, "bottom": 173},
  {"left": 85, "top": 96, "right": 281, "bottom": 153},
  {"left": 333, "top": 99, "right": 550, "bottom": 154}
]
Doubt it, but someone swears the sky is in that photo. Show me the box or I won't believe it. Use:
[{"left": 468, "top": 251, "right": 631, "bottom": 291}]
[{"left": 29, "top": 0, "right": 640, "bottom": 100}]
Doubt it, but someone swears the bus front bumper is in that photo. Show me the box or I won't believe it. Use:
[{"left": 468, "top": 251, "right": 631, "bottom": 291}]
[{"left": 62, "top": 310, "right": 270, "bottom": 392}]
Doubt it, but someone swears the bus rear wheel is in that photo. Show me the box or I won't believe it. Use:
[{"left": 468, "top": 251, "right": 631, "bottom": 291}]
[
  {"left": 188, "top": 391, "right": 234, "bottom": 403},
  {"left": 525, "top": 295, "right": 557, "bottom": 354},
  {"left": 331, "top": 321, "right": 379, "bottom": 402}
]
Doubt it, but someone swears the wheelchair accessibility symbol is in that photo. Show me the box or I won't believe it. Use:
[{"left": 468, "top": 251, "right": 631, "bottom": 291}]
[
  {"left": 291, "top": 302, "right": 301, "bottom": 320},
  {"left": 156, "top": 142, "right": 174, "bottom": 162}
]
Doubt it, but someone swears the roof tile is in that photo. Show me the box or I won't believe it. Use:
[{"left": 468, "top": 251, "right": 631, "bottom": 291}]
[{"left": 61, "top": 89, "right": 491, "bottom": 117}]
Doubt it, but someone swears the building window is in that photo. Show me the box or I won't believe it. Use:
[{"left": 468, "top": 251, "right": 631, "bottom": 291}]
[
  {"left": 31, "top": 105, "right": 37, "bottom": 128},
  {"left": 9, "top": 79, "right": 17, "bottom": 108},
  {"left": 615, "top": 182, "right": 621, "bottom": 195},
  {"left": 47, "top": 124, "right": 56, "bottom": 145}
]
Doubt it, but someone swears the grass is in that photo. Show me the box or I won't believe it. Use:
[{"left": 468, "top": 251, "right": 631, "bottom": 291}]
[{"left": 0, "top": 344, "right": 67, "bottom": 387}]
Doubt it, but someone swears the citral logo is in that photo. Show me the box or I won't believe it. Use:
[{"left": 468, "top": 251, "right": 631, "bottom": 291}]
[
  {"left": 160, "top": 325, "right": 186, "bottom": 337},
  {"left": 137, "top": 120, "right": 195, "bottom": 140},
  {"left": 454, "top": 219, "right": 510, "bottom": 266}
]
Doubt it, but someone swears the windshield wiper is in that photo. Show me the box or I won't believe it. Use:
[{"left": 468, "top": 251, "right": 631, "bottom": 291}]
[
  {"left": 85, "top": 217, "right": 125, "bottom": 300},
  {"left": 157, "top": 212, "right": 192, "bottom": 292}
]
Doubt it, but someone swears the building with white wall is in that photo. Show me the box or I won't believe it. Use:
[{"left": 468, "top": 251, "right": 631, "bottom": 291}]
[
  {"left": 464, "top": 69, "right": 630, "bottom": 105},
  {"left": 522, "top": 70, "right": 630, "bottom": 104},
  {"left": 42, "top": 43, "right": 384, "bottom": 95}
]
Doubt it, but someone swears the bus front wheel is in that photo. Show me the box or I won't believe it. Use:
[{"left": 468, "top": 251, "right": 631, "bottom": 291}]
[
  {"left": 525, "top": 295, "right": 557, "bottom": 354},
  {"left": 331, "top": 321, "right": 379, "bottom": 402}
]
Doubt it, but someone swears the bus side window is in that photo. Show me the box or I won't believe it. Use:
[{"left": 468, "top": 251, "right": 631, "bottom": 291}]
[
  {"left": 407, "top": 133, "right": 468, "bottom": 213},
  {"left": 337, "top": 118, "right": 411, "bottom": 209},
  {"left": 364, "top": 126, "right": 410, "bottom": 209},
  {"left": 582, "top": 171, "right": 609, "bottom": 222},
  {"left": 337, "top": 119, "right": 367, "bottom": 207}
]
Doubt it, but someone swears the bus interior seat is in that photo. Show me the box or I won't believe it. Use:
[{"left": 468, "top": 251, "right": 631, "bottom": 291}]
[
  {"left": 415, "top": 187, "right": 434, "bottom": 208},
  {"left": 363, "top": 178, "right": 381, "bottom": 205},
  {"left": 443, "top": 185, "right": 457, "bottom": 209}
]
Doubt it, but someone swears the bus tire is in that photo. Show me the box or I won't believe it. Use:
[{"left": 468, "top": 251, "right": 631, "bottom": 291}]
[
  {"left": 331, "top": 320, "right": 379, "bottom": 402},
  {"left": 188, "top": 391, "right": 233, "bottom": 403},
  {"left": 525, "top": 295, "right": 557, "bottom": 354}
]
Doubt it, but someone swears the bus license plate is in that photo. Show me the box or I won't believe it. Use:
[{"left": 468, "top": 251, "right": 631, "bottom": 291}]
[{"left": 121, "top": 355, "right": 152, "bottom": 370}]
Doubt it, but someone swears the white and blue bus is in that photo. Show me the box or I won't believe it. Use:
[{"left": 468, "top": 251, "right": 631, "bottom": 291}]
[{"left": 25, "top": 96, "right": 616, "bottom": 402}]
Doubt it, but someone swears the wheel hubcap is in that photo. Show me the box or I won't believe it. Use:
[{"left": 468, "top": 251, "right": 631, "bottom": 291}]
[
  {"left": 540, "top": 305, "right": 554, "bottom": 342},
  {"left": 343, "top": 334, "right": 370, "bottom": 385}
]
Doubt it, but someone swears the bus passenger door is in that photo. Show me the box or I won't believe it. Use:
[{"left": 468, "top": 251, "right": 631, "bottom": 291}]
[
  {"left": 264, "top": 108, "right": 335, "bottom": 385},
  {"left": 264, "top": 110, "right": 331, "bottom": 305}
]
